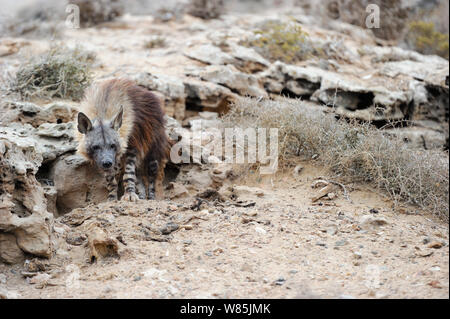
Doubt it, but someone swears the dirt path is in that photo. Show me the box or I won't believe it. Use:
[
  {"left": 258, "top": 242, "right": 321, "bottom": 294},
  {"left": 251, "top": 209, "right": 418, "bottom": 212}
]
[{"left": 1, "top": 164, "right": 448, "bottom": 299}]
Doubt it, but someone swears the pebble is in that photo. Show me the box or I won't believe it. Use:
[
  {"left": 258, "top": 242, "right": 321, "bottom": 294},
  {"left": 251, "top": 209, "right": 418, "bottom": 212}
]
[
  {"left": 359, "top": 215, "right": 388, "bottom": 227},
  {"left": 335, "top": 240, "right": 348, "bottom": 247},
  {"left": 273, "top": 277, "right": 286, "bottom": 286},
  {"left": 353, "top": 252, "right": 362, "bottom": 259},
  {"left": 255, "top": 227, "right": 267, "bottom": 235},
  {"left": 428, "top": 241, "right": 443, "bottom": 249},
  {"left": 327, "top": 192, "right": 336, "bottom": 200},
  {"left": 0, "top": 274, "right": 6, "bottom": 284}
]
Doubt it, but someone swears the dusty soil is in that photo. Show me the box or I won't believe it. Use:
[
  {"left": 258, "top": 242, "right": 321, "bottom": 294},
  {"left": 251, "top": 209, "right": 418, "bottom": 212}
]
[{"left": 1, "top": 164, "right": 448, "bottom": 299}]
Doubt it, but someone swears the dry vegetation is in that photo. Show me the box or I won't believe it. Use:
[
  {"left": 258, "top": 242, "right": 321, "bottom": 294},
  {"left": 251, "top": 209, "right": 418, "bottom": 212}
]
[
  {"left": 144, "top": 36, "right": 168, "bottom": 49},
  {"left": 243, "top": 20, "right": 319, "bottom": 63},
  {"left": 11, "top": 45, "right": 95, "bottom": 101},
  {"left": 405, "top": 21, "right": 449, "bottom": 60},
  {"left": 224, "top": 97, "right": 449, "bottom": 221}
]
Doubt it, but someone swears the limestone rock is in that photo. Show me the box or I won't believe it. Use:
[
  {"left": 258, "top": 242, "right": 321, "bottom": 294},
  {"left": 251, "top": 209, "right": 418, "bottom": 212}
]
[
  {"left": 187, "top": 64, "right": 267, "bottom": 97},
  {"left": 49, "top": 154, "right": 108, "bottom": 216}
]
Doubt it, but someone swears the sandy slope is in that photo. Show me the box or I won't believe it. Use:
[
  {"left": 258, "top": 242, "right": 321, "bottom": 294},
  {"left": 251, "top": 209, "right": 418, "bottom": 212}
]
[{"left": 1, "top": 164, "right": 448, "bottom": 299}]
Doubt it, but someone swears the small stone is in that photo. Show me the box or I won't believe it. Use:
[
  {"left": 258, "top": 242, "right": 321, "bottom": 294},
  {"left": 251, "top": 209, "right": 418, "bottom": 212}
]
[
  {"left": 168, "top": 205, "right": 178, "bottom": 211},
  {"left": 422, "top": 237, "right": 430, "bottom": 244},
  {"left": 335, "top": 240, "right": 348, "bottom": 247},
  {"left": 160, "top": 222, "right": 179, "bottom": 235},
  {"left": 316, "top": 242, "right": 327, "bottom": 247},
  {"left": 428, "top": 280, "right": 442, "bottom": 289},
  {"left": 353, "top": 251, "right": 362, "bottom": 259},
  {"left": 255, "top": 227, "right": 267, "bottom": 235},
  {"left": 133, "top": 276, "right": 142, "bottom": 282},
  {"left": 428, "top": 241, "right": 443, "bottom": 249},
  {"left": 369, "top": 208, "right": 379, "bottom": 214},
  {"left": 327, "top": 192, "right": 336, "bottom": 200},
  {"left": 273, "top": 277, "right": 286, "bottom": 286},
  {"left": 359, "top": 215, "right": 388, "bottom": 227}
]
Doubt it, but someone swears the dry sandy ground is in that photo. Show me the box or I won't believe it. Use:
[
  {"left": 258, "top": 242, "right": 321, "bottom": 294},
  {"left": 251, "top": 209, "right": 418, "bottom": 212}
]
[{"left": 1, "top": 164, "right": 448, "bottom": 299}]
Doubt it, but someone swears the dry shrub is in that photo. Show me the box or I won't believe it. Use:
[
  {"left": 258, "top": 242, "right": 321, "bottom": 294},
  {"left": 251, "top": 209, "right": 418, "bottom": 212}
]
[
  {"left": 70, "top": 0, "right": 124, "bottom": 27},
  {"left": 224, "top": 97, "right": 449, "bottom": 220},
  {"left": 144, "top": 36, "right": 167, "bottom": 49},
  {"left": 12, "top": 45, "right": 95, "bottom": 101},
  {"left": 243, "top": 20, "right": 320, "bottom": 63},
  {"left": 187, "top": 0, "right": 225, "bottom": 20}
]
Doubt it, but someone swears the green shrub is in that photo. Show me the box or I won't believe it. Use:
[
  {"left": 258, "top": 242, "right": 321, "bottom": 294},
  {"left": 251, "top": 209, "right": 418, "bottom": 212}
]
[
  {"left": 405, "top": 21, "right": 449, "bottom": 59},
  {"left": 243, "top": 20, "right": 319, "bottom": 63},
  {"left": 12, "top": 45, "right": 95, "bottom": 101}
]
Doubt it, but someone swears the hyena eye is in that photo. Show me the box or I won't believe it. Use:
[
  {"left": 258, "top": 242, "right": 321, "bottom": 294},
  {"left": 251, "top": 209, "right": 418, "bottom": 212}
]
[
  {"left": 93, "top": 145, "right": 101, "bottom": 151},
  {"left": 110, "top": 144, "right": 116, "bottom": 150}
]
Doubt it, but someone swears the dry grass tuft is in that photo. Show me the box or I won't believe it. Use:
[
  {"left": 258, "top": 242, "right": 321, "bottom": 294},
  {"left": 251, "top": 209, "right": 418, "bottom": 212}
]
[
  {"left": 11, "top": 45, "right": 95, "bottom": 101},
  {"left": 224, "top": 97, "right": 449, "bottom": 220}
]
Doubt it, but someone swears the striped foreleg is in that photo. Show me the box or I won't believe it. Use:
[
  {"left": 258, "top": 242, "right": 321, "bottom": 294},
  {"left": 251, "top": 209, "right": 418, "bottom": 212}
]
[
  {"left": 120, "top": 150, "right": 139, "bottom": 202},
  {"left": 105, "top": 163, "right": 120, "bottom": 201}
]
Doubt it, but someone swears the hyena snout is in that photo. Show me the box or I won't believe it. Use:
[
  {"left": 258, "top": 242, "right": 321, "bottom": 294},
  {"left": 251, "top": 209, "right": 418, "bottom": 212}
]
[{"left": 102, "top": 160, "right": 113, "bottom": 169}]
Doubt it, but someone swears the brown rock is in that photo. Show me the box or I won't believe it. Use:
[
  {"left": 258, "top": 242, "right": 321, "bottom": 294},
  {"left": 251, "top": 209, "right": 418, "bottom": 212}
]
[{"left": 0, "top": 233, "right": 25, "bottom": 264}]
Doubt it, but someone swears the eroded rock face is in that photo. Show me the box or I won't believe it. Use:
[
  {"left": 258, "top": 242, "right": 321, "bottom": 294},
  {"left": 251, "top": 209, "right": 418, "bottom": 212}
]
[{"left": 0, "top": 138, "right": 53, "bottom": 259}]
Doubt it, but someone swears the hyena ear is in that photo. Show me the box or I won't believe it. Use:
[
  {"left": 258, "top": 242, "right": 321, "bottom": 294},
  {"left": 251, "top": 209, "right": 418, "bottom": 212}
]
[
  {"left": 77, "top": 112, "right": 92, "bottom": 134},
  {"left": 111, "top": 106, "right": 123, "bottom": 131}
]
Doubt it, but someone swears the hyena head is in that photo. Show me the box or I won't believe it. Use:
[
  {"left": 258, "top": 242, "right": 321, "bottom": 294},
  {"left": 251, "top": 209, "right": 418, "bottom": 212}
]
[{"left": 77, "top": 107, "right": 123, "bottom": 171}]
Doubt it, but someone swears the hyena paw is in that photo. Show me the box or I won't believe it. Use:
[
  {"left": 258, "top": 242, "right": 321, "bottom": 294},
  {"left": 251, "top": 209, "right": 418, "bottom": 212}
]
[{"left": 121, "top": 192, "right": 139, "bottom": 202}]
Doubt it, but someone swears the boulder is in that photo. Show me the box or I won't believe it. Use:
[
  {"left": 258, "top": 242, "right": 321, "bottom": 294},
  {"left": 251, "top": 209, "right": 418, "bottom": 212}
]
[{"left": 48, "top": 154, "right": 108, "bottom": 216}]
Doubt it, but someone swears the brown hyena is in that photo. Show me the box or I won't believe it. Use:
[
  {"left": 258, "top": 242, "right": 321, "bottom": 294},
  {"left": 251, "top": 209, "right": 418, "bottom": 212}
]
[{"left": 75, "top": 78, "right": 169, "bottom": 201}]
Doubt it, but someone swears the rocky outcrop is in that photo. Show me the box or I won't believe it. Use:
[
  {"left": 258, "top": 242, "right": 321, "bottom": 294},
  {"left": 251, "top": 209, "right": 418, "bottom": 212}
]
[
  {"left": 0, "top": 137, "right": 53, "bottom": 259},
  {"left": 186, "top": 64, "right": 267, "bottom": 97},
  {"left": 0, "top": 101, "right": 79, "bottom": 261}
]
